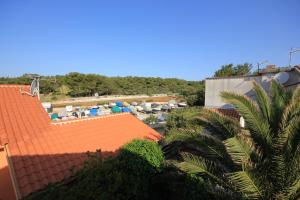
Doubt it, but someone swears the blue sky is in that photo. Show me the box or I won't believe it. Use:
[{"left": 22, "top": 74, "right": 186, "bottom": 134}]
[{"left": 0, "top": 0, "right": 299, "bottom": 80}]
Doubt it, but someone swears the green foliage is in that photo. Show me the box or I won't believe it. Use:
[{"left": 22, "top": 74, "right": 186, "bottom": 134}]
[
  {"left": 0, "top": 75, "right": 31, "bottom": 85},
  {"left": 166, "top": 107, "right": 202, "bottom": 131},
  {"left": 165, "top": 81, "right": 300, "bottom": 199},
  {"left": 57, "top": 85, "right": 71, "bottom": 95},
  {"left": 214, "top": 63, "right": 252, "bottom": 77},
  {"left": 188, "top": 90, "right": 205, "bottom": 106},
  {"left": 181, "top": 81, "right": 205, "bottom": 106},
  {"left": 144, "top": 114, "right": 159, "bottom": 124},
  {"left": 151, "top": 165, "right": 219, "bottom": 200},
  {"left": 118, "top": 139, "right": 164, "bottom": 172}
]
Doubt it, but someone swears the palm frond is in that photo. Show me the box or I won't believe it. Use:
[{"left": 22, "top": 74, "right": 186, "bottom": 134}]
[
  {"left": 177, "top": 153, "right": 228, "bottom": 186},
  {"left": 270, "top": 80, "right": 289, "bottom": 131},
  {"left": 199, "top": 109, "right": 239, "bottom": 139},
  {"left": 278, "top": 100, "right": 300, "bottom": 154},
  {"left": 288, "top": 142, "right": 300, "bottom": 172},
  {"left": 253, "top": 81, "right": 271, "bottom": 123},
  {"left": 177, "top": 152, "right": 210, "bottom": 174},
  {"left": 277, "top": 104, "right": 300, "bottom": 174},
  {"left": 221, "top": 92, "right": 272, "bottom": 150},
  {"left": 164, "top": 128, "right": 235, "bottom": 168},
  {"left": 286, "top": 178, "right": 300, "bottom": 200},
  {"left": 280, "top": 100, "right": 300, "bottom": 134},
  {"left": 228, "top": 171, "right": 264, "bottom": 199},
  {"left": 164, "top": 128, "right": 200, "bottom": 144},
  {"left": 224, "top": 136, "right": 254, "bottom": 167},
  {"left": 284, "top": 116, "right": 300, "bottom": 155},
  {"left": 267, "top": 86, "right": 300, "bottom": 193},
  {"left": 270, "top": 80, "right": 287, "bottom": 103},
  {"left": 165, "top": 80, "right": 300, "bottom": 199},
  {"left": 291, "top": 85, "right": 300, "bottom": 102},
  {"left": 268, "top": 153, "right": 287, "bottom": 190}
]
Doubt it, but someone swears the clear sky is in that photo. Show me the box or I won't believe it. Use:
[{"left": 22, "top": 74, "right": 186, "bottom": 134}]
[{"left": 0, "top": 0, "right": 299, "bottom": 80}]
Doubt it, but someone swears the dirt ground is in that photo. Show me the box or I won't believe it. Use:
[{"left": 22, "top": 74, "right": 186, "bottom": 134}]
[{"left": 50, "top": 95, "right": 183, "bottom": 108}]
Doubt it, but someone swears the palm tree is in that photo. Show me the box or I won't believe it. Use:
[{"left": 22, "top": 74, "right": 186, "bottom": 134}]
[{"left": 164, "top": 81, "right": 300, "bottom": 199}]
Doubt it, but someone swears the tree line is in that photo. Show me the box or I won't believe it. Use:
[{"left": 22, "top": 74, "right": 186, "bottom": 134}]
[{"left": 0, "top": 72, "right": 203, "bottom": 97}]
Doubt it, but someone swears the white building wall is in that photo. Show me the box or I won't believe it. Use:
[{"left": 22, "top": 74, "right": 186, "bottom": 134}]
[
  {"left": 205, "top": 69, "right": 300, "bottom": 108},
  {"left": 205, "top": 75, "right": 273, "bottom": 108}
]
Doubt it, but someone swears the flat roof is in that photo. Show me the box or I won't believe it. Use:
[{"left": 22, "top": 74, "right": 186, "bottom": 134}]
[{"left": 206, "top": 66, "right": 298, "bottom": 80}]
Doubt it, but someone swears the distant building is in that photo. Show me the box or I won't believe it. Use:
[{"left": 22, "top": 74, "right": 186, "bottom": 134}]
[
  {"left": 0, "top": 85, "right": 161, "bottom": 200},
  {"left": 205, "top": 66, "right": 300, "bottom": 109}
]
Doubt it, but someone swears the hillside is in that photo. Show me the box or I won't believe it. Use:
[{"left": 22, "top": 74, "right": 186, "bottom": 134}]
[{"left": 0, "top": 72, "right": 204, "bottom": 98}]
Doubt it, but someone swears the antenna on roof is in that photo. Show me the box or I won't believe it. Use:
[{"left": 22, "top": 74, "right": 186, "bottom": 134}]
[
  {"left": 257, "top": 60, "right": 268, "bottom": 74},
  {"left": 30, "top": 76, "right": 40, "bottom": 99},
  {"left": 22, "top": 74, "right": 41, "bottom": 99},
  {"left": 289, "top": 48, "right": 300, "bottom": 67}
]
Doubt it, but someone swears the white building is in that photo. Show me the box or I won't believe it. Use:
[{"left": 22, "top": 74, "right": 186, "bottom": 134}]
[{"left": 205, "top": 66, "right": 300, "bottom": 109}]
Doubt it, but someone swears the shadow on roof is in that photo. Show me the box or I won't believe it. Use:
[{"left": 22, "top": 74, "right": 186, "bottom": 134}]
[
  {"left": 19, "top": 149, "right": 163, "bottom": 200},
  {"left": 8, "top": 150, "right": 116, "bottom": 199}
]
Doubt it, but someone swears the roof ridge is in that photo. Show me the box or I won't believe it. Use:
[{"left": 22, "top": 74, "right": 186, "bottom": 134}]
[
  {"left": 0, "top": 85, "right": 30, "bottom": 88},
  {"left": 52, "top": 113, "right": 130, "bottom": 125}
]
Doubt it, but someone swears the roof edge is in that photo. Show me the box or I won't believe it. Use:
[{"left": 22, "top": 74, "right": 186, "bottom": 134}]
[
  {"left": 52, "top": 113, "right": 131, "bottom": 125},
  {"left": 4, "top": 144, "right": 22, "bottom": 200},
  {"left": 0, "top": 84, "right": 30, "bottom": 88},
  {"left": 206, "top": 67, "right": 298, "bottom": 80},
  {"left": 206, "top": 74, "right": 261, "bottom": 80}
]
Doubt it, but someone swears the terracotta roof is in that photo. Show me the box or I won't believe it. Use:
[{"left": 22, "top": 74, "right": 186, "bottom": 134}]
[
  {"left": 0, "top": 85, "right": 161, "bottom": 199},
  {"left": 215, "top": 108, "right": 240, "bottom": 119}
]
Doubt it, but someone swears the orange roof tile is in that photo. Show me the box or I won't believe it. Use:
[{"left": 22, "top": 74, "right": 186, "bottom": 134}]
[{"left": 0, "top": 85, "right": 161, "bottom": 199}]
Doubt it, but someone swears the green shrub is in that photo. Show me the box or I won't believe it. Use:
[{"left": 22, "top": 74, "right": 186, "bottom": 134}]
[
  {"left": 119, "top": 139, "right": 164, "bottom": 170},
  {"left": 144, "top": 114, "right": 159, "bottom": 125}
]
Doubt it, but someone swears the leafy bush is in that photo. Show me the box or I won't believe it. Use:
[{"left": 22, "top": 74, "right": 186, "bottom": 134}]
[
  {"left": 181, "top": 82, "right": 205, "bottom": 107},
  {"left": 105, "top": 140, "right": 164, "bottom": 200},
  {"left": 119, "top": 139, "right": 164, "bottom": 171}
]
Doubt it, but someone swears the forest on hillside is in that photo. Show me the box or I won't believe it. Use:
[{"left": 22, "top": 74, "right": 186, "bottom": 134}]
[{"left": 0, "top": 72, "right": 204, "bottom": 97}]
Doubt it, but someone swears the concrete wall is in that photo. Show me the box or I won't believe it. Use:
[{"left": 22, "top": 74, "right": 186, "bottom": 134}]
[
  {"left": 285, "top": 69, "right": 300, "bottom": 89},
  {"left": 204, "top": 70, "right": 300, "bottom": 108}
]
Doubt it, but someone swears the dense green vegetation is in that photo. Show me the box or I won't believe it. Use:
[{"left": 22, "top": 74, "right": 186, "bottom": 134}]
[
  {"left": 144, "top": 114, "right": 159, "bottom": 124},
  {"left": 181, "top": 83, "right": 205, "bottom": 106},
  {"left": 0, "top": 72, "right": 203, "bottom": 97},
  {"left": 165, "top": 81, "right": 300, "bottom": 199}
]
